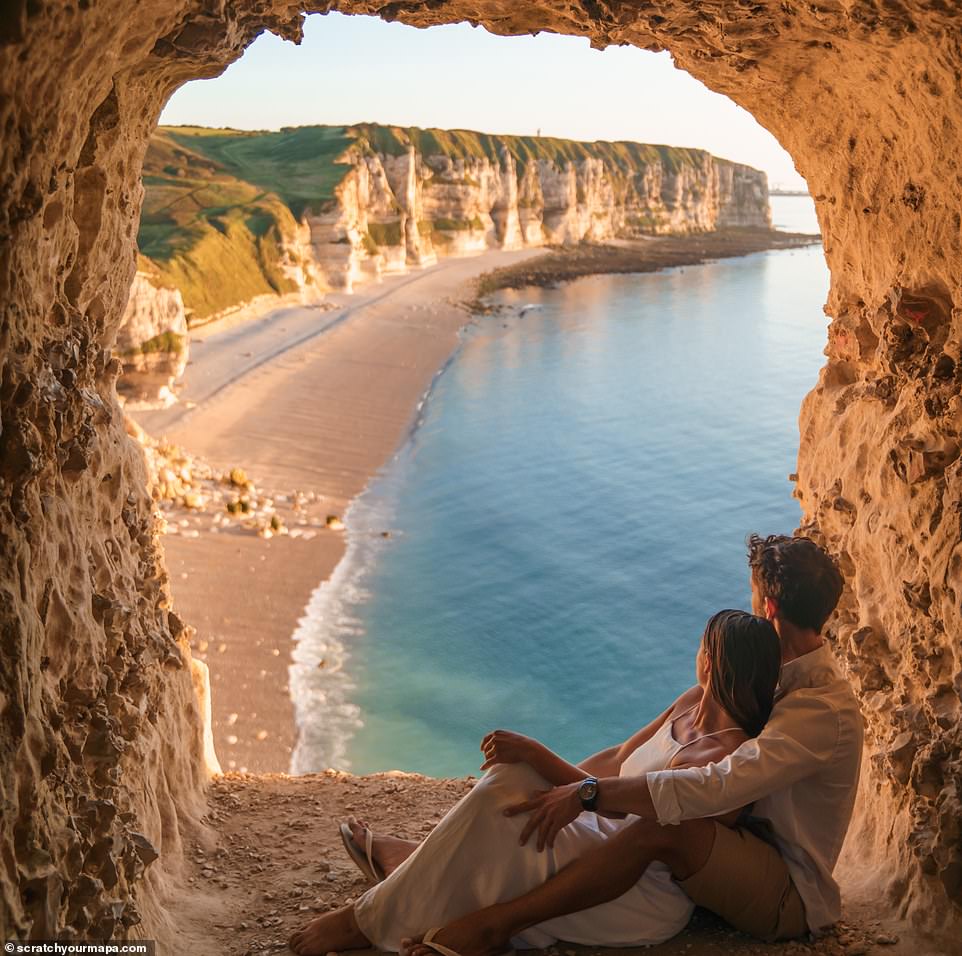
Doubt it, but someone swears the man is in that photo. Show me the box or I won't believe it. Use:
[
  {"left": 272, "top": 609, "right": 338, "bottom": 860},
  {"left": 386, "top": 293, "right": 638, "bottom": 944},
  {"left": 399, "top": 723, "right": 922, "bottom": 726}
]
[{"left": 402, "top": 533, "right": 863, "bottom": 956}]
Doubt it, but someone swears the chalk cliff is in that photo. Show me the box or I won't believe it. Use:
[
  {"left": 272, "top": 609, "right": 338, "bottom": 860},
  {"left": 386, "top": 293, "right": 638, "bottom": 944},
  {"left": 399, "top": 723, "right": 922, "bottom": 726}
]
[
  {"left": 301, "top": 125, "right": 770, "bottom": 292},
  {"left": 134, "top": 124, "right": 770, "bottom": 305},
  {"left": 115, "top": 272, "right": 188, "bottom": 405}
]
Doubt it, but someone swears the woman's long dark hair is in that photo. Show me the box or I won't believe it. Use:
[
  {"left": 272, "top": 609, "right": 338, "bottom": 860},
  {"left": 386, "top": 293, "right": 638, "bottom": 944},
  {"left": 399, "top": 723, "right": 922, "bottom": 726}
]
[{"left": 702, "top": 609, "right": 780, "bottom": 737}]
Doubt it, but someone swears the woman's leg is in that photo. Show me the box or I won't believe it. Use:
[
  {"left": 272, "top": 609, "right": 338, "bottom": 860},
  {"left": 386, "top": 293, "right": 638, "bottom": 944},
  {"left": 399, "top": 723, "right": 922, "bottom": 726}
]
[
  {"left": 291, "top": 765, "right": 545, "bottom": 955},
  {"left": 290, "top": 821, "right": 423, "bottom": 953},
  {"left": 403, "top": 817, "right": 708, "bottom": 956},
  {"left": 353, "top": 763, "right": 612, "bottom": 951},
  {"left": 347, "top": 817, "right": 420, "bottom": 876},
  {"left": 405, "top": 819, "right": 665, "bottom": 952},
  {"left": 292, "top": 763, "right": 627, "bottom": 955}
]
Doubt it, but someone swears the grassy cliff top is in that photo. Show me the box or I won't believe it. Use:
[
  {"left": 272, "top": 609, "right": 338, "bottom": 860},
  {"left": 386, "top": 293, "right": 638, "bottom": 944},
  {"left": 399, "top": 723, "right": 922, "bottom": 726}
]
[
  {"left": 137, "top": 122, "right": 761, "bottom": 320},
  {"left": 138, "top": 128, "right": 306, "bottom": 319},
  {"left": 160, "top": 125, "right": 355, "bottom": 219},
  {"left": 347, "top": 123, "right": 713, "bottom": 175},
  {"left": 157, "top": 124, "right": 746, "bottom": 215}
]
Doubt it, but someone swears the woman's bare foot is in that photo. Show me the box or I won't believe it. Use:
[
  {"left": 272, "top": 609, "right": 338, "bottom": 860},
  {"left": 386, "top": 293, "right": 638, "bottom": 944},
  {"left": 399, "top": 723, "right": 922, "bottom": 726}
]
[
  {"left": 348, "top": 817, "right": 419, "bottom": 877},
  {"left": 400, "top": 906, "right": 512, "bottom": 956},
  {"left": 288, "top": 903, "right": 369, "bottom": 956}
]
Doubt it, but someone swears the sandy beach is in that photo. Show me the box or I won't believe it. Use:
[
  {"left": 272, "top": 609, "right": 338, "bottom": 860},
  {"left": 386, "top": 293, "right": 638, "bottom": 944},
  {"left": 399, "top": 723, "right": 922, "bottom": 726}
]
[
  {"left": 135, "top": 248, "right": 543, "bottom": 772},
  {"left": 133, "top": 231, "right": 820, "bottom": 775}
]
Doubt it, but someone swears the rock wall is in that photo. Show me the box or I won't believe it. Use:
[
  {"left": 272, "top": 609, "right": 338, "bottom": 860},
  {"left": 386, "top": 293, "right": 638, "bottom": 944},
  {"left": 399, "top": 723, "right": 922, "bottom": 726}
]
[
  {"left": 115, "top": 273, "right": 189, "bottom": 406},
  {"left": 1, "top": 0, "right": 960, "bottom": 945},
  {"left": 273, "top": 127, "right": 770, "bottom": 293},
  {"left": 715, "top": 159, "right": 771, "bottom": 229}
]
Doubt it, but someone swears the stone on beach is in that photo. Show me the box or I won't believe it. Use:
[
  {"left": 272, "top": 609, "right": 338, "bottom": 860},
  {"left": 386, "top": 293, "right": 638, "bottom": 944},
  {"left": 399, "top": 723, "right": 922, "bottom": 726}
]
[{"left": 230, "top": 467, "right": 252, "bottom": 489}]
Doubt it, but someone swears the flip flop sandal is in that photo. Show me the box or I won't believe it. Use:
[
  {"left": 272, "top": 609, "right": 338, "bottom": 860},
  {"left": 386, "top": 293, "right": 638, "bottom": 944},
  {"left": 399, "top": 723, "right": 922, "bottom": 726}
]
[
  {"left": 416, "top": 928, "right": 516, "bottom": 956},
  {"left": 339, "top": 817, "right": 386, "bottom": 884}
]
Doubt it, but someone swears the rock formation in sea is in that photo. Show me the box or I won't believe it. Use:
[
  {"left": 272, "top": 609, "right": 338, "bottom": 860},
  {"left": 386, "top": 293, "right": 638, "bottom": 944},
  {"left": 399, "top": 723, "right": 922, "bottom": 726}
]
[{"left": 1, "top": 0, "right": 960, "bottom": 948}]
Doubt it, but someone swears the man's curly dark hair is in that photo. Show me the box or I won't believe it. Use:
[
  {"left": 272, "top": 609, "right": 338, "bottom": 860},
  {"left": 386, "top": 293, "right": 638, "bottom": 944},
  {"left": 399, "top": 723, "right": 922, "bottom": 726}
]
[{"left": 747, "top": 534, "right": 843, "bottom": 633}]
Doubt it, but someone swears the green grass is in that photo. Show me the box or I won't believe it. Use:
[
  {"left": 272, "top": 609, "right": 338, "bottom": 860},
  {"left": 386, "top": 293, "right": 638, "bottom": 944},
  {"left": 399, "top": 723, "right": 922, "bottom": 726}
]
[
  {"left": 150, "top": 211, "right": 298, "bottom": 321},
  {"left": 432, "top": 216, "right": 484, "bottom": 232},
  {"left": 122, "top": 330, "right": 187, "bottom": 357},
  {"left": 164, "top": 125, "right": 355, "bottom": 217},
  {"left": 137, "top": 129, "right": 307, "bottom": 320},
  {"left": 346, "top": 122, "right": 707, "bottom": 176}
]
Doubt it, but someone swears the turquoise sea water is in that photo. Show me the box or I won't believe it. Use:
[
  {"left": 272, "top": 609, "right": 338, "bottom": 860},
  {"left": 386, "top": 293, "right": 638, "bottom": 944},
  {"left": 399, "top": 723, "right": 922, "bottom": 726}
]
[{"left": 289, "top": 197, "right": 829, "bottom": 777}]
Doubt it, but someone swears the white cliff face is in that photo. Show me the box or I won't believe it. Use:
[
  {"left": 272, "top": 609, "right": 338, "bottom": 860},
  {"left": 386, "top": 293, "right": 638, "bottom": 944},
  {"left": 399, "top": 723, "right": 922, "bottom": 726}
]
[
  {"left": 117, "top": 129, "right": 769, "bottom": 392},
  {"left": 306, "top": 137, "right": 770, "bottom": 292},
  {"left": 115, "top": 273, "right": 189, "bottom": 406},
  {"left": 279, "top": 219, "right": 329, "bottom": 296},
  {"left": 715, "top": 160, "right": 772, "bottom": 229},
  {"left": 305, "top": 153, "right": 410, "bottom": 293}
]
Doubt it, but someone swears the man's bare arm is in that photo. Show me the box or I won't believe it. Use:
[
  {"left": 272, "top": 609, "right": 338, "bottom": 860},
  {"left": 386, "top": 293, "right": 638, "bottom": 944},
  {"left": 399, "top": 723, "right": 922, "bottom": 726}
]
[
  {"left": 593, "top": 773, "right": 657, "bottom": 818},
  {"left": 588, "top": 760, "right": 745, "bottom": 824}
]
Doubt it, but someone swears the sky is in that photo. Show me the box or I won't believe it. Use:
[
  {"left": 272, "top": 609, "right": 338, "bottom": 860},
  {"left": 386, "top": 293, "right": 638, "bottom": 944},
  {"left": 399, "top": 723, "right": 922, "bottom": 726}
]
[{"left": 159, "top": 12, "right": 807, "bottom": 191}]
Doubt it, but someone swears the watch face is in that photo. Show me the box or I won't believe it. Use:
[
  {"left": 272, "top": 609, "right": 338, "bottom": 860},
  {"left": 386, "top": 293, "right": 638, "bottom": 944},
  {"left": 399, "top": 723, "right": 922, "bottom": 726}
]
[{"left": 580, "top": 779, "right": 598, "bottom": 801}]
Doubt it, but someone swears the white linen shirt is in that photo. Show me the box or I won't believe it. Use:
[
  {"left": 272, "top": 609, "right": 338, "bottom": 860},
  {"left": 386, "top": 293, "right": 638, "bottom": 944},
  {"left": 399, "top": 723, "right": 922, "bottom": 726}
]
[{"left": 646, "top": 642, "right": 863, "bottom": 933}]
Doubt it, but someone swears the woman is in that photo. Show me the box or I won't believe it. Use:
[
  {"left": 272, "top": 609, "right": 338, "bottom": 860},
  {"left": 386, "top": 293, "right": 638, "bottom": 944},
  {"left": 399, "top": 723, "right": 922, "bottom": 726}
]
[{"left": 289, "top": 609, "right": 780, "bottom": 956}]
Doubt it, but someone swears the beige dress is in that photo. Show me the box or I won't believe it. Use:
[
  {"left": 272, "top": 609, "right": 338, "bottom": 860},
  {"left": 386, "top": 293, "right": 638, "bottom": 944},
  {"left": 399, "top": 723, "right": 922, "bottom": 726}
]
[{"left": 354, "top": 711, "right": 729, "bottom": 950}]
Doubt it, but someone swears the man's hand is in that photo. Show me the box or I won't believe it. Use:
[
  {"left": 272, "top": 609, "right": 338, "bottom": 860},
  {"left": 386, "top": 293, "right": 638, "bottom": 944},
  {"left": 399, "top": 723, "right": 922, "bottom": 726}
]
[
  {"left": 480, "top": 729, "right": 539, "bottom": 771},
  {"left": 504, "top": 781, "right": 583, "bottom": 850}
]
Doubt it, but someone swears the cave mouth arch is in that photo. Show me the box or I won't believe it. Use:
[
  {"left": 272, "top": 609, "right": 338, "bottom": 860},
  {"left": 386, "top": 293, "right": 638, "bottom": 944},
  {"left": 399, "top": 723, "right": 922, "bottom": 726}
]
[
  {"left": 133, "top": 12, "right": 823, "bottom": 783},
  {"left": 2, "top": 0, "right": 961, "bottom": 945}
]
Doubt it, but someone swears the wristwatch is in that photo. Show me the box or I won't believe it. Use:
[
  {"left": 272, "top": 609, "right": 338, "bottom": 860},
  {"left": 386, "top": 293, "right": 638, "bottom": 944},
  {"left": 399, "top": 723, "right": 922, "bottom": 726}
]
[{"left": 578, "top": 776, "right": 600, "bottom": 811}]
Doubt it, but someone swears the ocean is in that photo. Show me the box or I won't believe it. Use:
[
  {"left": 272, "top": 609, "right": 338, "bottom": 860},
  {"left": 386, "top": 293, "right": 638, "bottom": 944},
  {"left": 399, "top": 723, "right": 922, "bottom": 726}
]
[{"left": 289, "top": 195, "right": 829, "bottom": 778}]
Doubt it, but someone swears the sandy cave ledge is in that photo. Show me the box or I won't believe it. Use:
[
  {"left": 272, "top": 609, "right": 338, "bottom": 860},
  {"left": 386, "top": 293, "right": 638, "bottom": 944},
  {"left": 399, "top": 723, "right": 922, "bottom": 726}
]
[{"left": 1, "top": 0, "right": 960, "bottom": 947}]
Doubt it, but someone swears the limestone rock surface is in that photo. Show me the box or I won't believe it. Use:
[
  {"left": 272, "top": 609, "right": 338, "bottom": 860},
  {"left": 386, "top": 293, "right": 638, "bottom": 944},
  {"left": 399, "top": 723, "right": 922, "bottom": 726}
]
[
  {"left": 1, "top": 0, "right": 961, "bottom": 947},
  {"left": 115, "top": 273, "right": 188, "bottom": 405},
  {"left": 305, "top": 130, "right": 770, "bottom": 293}
]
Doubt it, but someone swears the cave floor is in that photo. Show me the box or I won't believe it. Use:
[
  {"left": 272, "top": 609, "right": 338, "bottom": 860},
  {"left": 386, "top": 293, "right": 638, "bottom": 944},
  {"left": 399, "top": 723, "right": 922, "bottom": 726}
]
[{"left": 170, "top": 773, "right": 926, "bottom": 956}]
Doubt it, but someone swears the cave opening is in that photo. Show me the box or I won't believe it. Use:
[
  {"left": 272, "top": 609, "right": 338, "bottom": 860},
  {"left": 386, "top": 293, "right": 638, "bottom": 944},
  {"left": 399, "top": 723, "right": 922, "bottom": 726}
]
[
  {"left": 2, "top": 1, "right": 961, "bottom": 948},
  {"left": 122, "top": 10, "right": 824, "bottom": 782}
]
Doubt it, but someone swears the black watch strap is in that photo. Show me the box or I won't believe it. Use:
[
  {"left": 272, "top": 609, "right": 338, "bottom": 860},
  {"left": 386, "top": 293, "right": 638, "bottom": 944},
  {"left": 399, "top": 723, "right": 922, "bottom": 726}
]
[{"left": 579, "top": 776, "right": 600, "bottom": 811}]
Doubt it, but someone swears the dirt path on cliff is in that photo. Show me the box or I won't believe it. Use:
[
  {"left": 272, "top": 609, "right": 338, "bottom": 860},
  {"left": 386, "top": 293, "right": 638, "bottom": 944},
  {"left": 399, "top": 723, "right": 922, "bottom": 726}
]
[{"left": 166, "top": 773, "right": 929, "bottom": 956}]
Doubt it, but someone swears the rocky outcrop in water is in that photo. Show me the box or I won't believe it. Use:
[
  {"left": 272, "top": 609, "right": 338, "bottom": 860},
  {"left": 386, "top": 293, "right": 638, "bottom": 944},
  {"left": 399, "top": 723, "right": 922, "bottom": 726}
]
[{"left": 2, "top": 0, "right": 961, "bottom": 947}]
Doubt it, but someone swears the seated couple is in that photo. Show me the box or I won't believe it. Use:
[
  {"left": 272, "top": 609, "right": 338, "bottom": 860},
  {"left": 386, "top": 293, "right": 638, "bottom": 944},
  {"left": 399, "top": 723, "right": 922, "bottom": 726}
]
[{"left": 289, "top": 533, "right": 863, "bottom": 956}]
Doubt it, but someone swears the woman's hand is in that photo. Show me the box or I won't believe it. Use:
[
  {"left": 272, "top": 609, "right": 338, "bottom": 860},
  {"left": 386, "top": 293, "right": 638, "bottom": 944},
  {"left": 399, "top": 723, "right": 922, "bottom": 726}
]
[
  {"left": 504, "top": 781, "right": 583, "bottom": 850},
  {"left": 480, "top": 729, "right": 539, "bottom": 771}
]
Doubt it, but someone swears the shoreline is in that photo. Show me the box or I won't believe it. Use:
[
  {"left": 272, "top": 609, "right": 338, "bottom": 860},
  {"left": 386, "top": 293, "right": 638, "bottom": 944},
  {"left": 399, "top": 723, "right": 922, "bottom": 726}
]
[
  {"left": 139, "top": 229, "right": 820, "bottom": 774},
  {"left": 471, "top": 227, "right": 820, "bottom": 305},
  {"left": 140, "top": 249, "right": 543, "bottom": 772}
]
